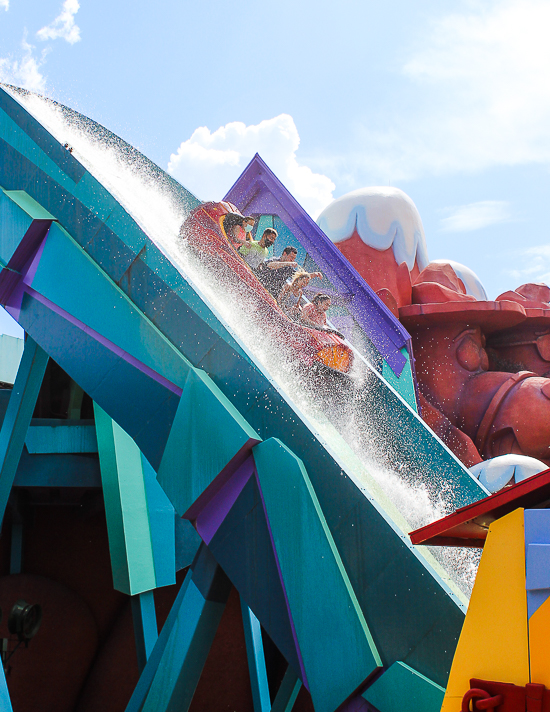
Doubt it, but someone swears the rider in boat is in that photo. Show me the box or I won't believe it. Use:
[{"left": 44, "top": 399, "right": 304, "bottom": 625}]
[
  {"left": 239, "top": 228, "right": 278, "bottom": 270},
  {"left": 257, "top": 246, "right": 299, "bottom": 297},
  {"left": 279, "top": 271, "right": 323, "bottom": 320},
  {"left": 222, "top": 213, "right": 248, "bottom": 249},
  {"left": 181, "top": 201, "right": 353, "bottom": 375}
]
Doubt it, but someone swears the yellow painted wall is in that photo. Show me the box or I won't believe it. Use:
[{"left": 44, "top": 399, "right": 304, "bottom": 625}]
[{"left": 441, "top": 508, "right": 529, "bottom": 711}]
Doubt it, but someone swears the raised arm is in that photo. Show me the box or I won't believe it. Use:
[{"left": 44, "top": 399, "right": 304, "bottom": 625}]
[
  {"left": 277, "top": 283, "right": 290, "bottom": 306},
  {"left": 268, "top": 260, "right": 298, "bottom": 270}
]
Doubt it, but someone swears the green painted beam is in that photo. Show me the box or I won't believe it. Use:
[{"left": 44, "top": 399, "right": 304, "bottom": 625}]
[
  {"left": 0, "top": 665, "right": 13, "bottom": 711},
  {"left": 362, "top": 662, "right": 445, "bottom": 712},
  {"left": 271, "top": 667, "right": 301, "bottom": 712},
  {"left": 240, "top": 597, "right": 270, "bottom": 712},
  {"left": 140, "top": 545, "right": 231, "bottom": 712},
  {"left": 131, "top": 591, "right": 158, "bottom": 673},
  {"left": 3, "top": 189, "right": 55, "bottom": 221},
  {"left": 28, "top": 221, "right": 193, "bottom": 391},
  {"left": 253, "top": 438, "right": 382, "bottom": 712},
  {"left": 0, "top": 337, "right": 48, "bottom": 526},
  {"left": 94, "top": 403, "right": 158, "bottom": 596},
  {"left": 0, "top": 188, "right": 54, "bottom": 265},
  {"left": 142, "top": 458, "right": 177, "bottom": 588},
  {"left": 157, "top": 367, "right": 261, "bottom": 517}
]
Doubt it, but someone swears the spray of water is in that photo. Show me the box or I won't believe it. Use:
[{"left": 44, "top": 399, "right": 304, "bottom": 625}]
[{"left": 5, "top": 86, "right": 480, "bottom": 599}]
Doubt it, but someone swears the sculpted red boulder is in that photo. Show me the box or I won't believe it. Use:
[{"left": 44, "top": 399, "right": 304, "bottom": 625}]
[{"left": 319, "top": 187, "right": 550, "bottom": 471}]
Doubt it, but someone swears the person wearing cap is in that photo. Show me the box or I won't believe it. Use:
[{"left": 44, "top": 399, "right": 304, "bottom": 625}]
[{"left": 238, "top": 228, "right": 278, "bottom": 270}]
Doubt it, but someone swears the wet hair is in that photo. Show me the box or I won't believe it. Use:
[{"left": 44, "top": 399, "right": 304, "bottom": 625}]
[
  {"left": 282, "top": 246, "right": 298, "bottom": 255},
  {"left": 262, "top": 228, "right": 278, "bottom": 240},
  {"left": 312, "top": 293, "right": 330, "bottom": 306},
  {"left": 290, "top": 270, "right": 310, "bottom": 286},
  {"left": 243, "top": 215, "right": 255, "bottom": 223},
  {"left": 222, "top": 213, "right": 245, "bottom": 233}
]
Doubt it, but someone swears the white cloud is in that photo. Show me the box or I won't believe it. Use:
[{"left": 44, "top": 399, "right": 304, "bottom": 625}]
[
  {"left": 505, "top": 244, "right": 550, "bottom": 285},
  {"left": 37, "top": 0, "right": 81, "bottom": 45},
  {"left": 168, "top": 114, "right": 335, "bottom": 218},
  {"left": 439, "top": 200, "right": 511, "bottom": 232},
  {"left": 0, "top": 1, "right": 9, "bottom": 11},
  {"left": 355, "top": 0, "right": 550, "bottom": 181},
  {"left": 0, "top": 35, "right": 49, "bottom": 93}
]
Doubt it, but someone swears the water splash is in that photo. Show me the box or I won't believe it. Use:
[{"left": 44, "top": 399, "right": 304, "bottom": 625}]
[{"left": 6, "top": 86, "right": 480, "bottom": 599}]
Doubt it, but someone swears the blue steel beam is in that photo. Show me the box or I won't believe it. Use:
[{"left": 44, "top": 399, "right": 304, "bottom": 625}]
[
  {"left": 253, "top": 438, "right": 382, "bottom": 712},
  {"left": 0, "top": 666, "right": 13, "bottom": 712},
  {"left": 0, "top": 88, "right": 490, "bottom": 689},
  {"left": 0, "top": 336, "right": 48, "bottom": 526},
  {"left": 131, "top": 591, "right": 159, "bottom": 673},
  {"left": 94, "top": 403, "right": 175, "bottom": 595},
  {"left": 125, "top": 544, "right": 231, "bottom": 712},
  {"left": 125, "top": 570, "right": 196, "bottom": 712},
  {"left": 271, "top": 668, "right": 301, "bottom": 712},
  {"left": 240, "top": 597, "right": 271, "bottom": 712},
  {"left": 14, "top": 452, "right": 101, "bottom": 488}
]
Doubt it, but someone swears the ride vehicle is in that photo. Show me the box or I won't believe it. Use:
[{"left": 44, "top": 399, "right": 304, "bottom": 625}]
[{"left": 180, "top": 201, "right": 353, "bottom": 375}]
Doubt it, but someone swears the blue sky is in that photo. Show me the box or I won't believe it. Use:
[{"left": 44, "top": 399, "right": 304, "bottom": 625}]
[{"left": 1, "top": 0, "right": 550, "bottom": 336}]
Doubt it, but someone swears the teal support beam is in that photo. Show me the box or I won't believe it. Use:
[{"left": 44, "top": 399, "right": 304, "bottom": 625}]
[
  {"left": 157, "top": 367, "right": 261, "bottom": 517},
  {"left": 271, "top": 667, "right": 301, "bottom": 712},
  {"left": 0, "top": 88, "right": 489, "bottom": 693},
  {"left": 131, "top": 591, "right": 158, "bottom": 673},
  {"left": 94, "top": 403, "right": 165, "bottom": 596},
  {"left": 142, "top": 462, "right": 177, "bottom": 586},
  {"left": 0, "top": 188, "right": 54, "bottom": 266},
  {"left": 0, "top": 665, "right": 13, "bottom": 711},
  {"left": 0, "top": 337, "right": 48, "bottom": 526},
  {"left": 175, "top": 517, "right": 201, "bottom": 570},
  {"left": 362, "top": 662, "right": 445, "bottom": 712},
  {"left": 253, "top": 438, "right": 382, "bottom": 712},
  {"left": 126, "top": 570, "right": 196, "bottom": 712},
  {"left": 240, "top": 597, "right": 270, "bottom": 712},
  {"left": 126, "top": 544, "right": 231, "bottom": 712}
]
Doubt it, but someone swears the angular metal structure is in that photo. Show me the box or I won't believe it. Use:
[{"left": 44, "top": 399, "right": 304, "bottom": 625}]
[{"left": 0, "top": 85, "right": 490, "bottom": 711}]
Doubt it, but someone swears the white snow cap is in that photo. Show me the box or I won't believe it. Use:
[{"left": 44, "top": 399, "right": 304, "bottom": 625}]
[
  {"left": 470, "top": 454, "right": 547, "bottom": 494},
  {"left": 430, "top": 259, "right": 488, "bottom": 301},
  {"left": 317, "top": 186, "right": 430, "bottom": 271}
]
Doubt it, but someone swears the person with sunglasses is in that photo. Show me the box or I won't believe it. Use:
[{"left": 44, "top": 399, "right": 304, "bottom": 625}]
[{"left": 238, "top": 228, "right": 278, "bottom": 270}]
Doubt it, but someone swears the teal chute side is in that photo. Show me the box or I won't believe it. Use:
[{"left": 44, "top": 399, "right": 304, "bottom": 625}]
[{"left": 0, "top": 86, "right": 489, "bottom": 692}]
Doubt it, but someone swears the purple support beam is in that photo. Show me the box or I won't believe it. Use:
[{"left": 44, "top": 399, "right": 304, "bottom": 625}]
[
  {"left": 190, "top": 456, "right": 255, "bottom": 545},
  {"left": 1, "top": 221, "right": 50, "bottom": 314}
]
